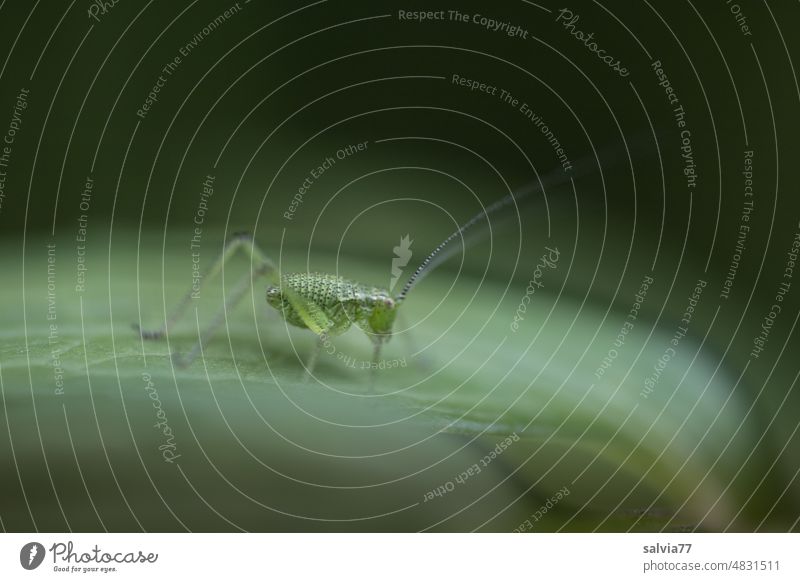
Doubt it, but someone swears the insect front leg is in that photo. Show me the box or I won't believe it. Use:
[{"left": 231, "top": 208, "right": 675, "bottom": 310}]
[
  {"left": 134, "top": 232, "right": 276, "bottom": 366},
  {"left": 302, "top": 332, "right": 331, "bottom": 383},
  {"left": 368, "top": 337, "right": 389, "bottom": 392}
]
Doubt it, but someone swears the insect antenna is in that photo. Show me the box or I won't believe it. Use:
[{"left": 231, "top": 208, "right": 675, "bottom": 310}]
[
  {"left": 393, "top": 133, "right": 653, "bottom": 302},
  {"left": 394, "top": 187, "right": 535, "bottom": 303}
]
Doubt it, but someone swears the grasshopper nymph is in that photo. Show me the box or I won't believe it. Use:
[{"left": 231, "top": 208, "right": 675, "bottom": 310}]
[{"left": 135, "top": 188, "right": 532, "bottom": 384}]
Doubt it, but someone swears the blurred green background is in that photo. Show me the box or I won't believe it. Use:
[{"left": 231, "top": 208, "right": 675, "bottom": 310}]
[{"left": 0, "top": 0, "right": 798, "bottom": 531}]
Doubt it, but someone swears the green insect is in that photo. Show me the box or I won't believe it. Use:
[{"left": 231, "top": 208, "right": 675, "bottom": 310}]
[{"left": 135, "top": 189, "right": 532, "bottom": 382}]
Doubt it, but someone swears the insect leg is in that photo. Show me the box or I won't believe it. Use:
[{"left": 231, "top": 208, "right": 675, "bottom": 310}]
[
  {"left": 395, "top": 311, "right": 419, "bottom": 357},
  {"left": 134, "top": 232, "right": 275, "bottom": 340},
  {"left": 368, "top": 338, "right": 386, "bottom": 392},
  {"left": 301, "top": 334, "right": 327, "bottom": 383},
  {"left": 173, "top": 268, "right": 264, "bottom": 367},
  {"left": 278, "top": 287, "right": 338, "bottom": 381}
]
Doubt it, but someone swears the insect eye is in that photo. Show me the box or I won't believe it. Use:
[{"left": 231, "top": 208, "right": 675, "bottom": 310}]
[{"left": 384, "top": 298, "right": 395, "bottom": 309}]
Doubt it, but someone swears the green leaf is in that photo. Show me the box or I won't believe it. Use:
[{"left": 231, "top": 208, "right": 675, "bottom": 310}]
[{"left": 0, "top": 232, "right": 776, "bottom": 531}]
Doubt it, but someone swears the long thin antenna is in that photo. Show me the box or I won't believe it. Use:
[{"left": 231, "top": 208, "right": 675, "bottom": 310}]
[
  {"left": 393, "top": 133, "right": 647, "bottom": 302},
  {"left": 395, "top": 187, "right": 534, "bottom": 303}
]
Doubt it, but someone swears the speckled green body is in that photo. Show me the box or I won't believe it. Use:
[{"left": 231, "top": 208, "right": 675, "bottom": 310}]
[
  {"left": 141, "top": 187, "right": 527, "bottom": 374},
  {"left": 266, "top": 272, "right": 398, "bottom": 341}
]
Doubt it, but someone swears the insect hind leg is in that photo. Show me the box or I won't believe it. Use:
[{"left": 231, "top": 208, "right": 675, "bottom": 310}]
[{"left": 134, "top": 232, "right": 275, "bottom": 364}]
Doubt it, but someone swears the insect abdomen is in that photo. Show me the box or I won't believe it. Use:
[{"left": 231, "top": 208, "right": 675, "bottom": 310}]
[{"left": 281, "top": 273, "right": 363, "bottom": 306}]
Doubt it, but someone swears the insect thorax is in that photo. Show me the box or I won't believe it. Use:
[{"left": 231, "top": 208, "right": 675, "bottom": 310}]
[{"left": 266, "top": 273, "right": 397, "bottom": 337}]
